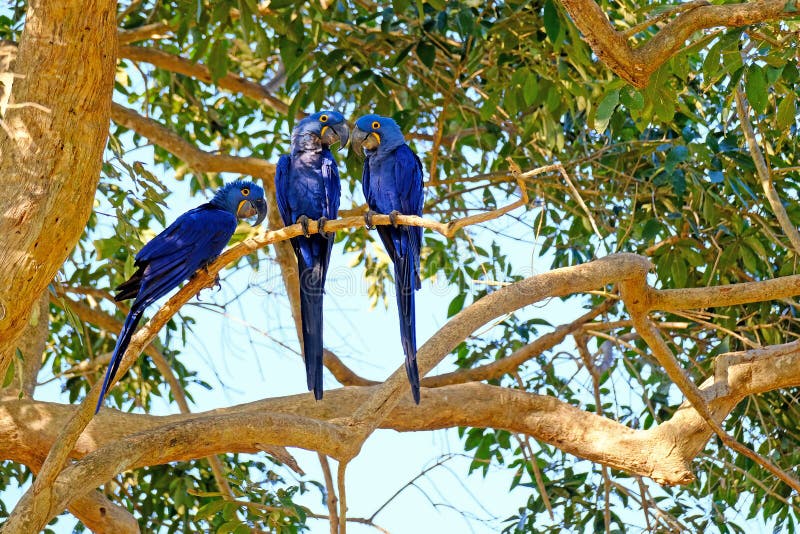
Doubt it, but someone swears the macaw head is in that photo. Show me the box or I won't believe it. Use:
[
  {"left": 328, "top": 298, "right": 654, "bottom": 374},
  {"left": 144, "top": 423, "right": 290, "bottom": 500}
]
[
  {"left": 291, "top": 110, "right": 350, "bottom": 152},
  {"left": 351, "top": 114, "right": 405, "bottom": 158},
  {"left": 211, "top": 180, "right": 268, "bottom": 227}
]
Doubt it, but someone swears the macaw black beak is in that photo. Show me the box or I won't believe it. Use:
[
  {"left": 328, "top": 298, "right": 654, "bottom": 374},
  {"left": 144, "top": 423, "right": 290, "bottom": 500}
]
[
  {"left": 252, "top": 197, "right": 268, "bottom": 227},
  {"left": 321, "top": 121, "right": 350, "bottom": 151},
  {"left": 237, "top": 198, "right": 268, "bottom": 227},
  {"left": 351, "top": 127, "right": 380, "bottom": 158}
]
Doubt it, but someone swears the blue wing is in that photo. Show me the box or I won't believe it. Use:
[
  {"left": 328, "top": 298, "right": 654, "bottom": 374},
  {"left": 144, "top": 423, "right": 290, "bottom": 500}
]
[
  {"left": 322, "top": 150, "right": 341, "bottom": 220},
  {"left": 372, "top": 143, "right": 425, "bottom": 403},
  {"left": 361, "top": 156, "right": 372, "bottom": 207},
  {"left": 394, "top": 144, "right": 424, "bottom": 217},
  {"left": 275, "top": 154, "right": 293, "bottom": 227},
  {"left": 98, "top": 205, "right": 237, "bottom": 412},
  {"left": 128, "top": 206, "right": 237, "bottom": 305}
]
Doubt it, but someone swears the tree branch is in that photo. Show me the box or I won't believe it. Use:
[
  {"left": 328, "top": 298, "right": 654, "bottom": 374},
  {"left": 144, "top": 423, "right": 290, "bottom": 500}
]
[
  {"left": 110, "top": 103, "right": 275, "bottom": 179},
  {"left": 118, "top": 22, "right": 172, "bottom": 45},
  {"left": 422, "top": 299, "right": 613, "bottom": 388},
  {"left": 620, "top": 268, "right": 800, "bottom": 492},
  {"left": 318, "top": 453, "right": 339, "bottom": 534},
  {"left": 559, "top": 0, "right": 794, "bottom": 87},
  {"left": 119, "top": 46, "right": 291, "bottom": 115}
]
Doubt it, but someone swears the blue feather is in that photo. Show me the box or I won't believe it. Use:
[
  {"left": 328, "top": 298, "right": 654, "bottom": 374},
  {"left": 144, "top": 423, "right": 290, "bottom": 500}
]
[
  {"left": 356, "top": 116, "right": 424, "bottom": 403},
  {"left": 96, "top": 181, "right": 265, "bottom": 413},
  {"left": 275, "top": 111, "right": 344, "bottom": 400}
]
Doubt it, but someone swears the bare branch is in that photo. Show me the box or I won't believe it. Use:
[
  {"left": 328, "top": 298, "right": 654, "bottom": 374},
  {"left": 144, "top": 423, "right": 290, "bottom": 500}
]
[
  {"left": 620, "top": 270, "right": 800, "bottom": 493},
  {"left": 318, "top": 453, "right": 339, "bottom": 534},
  {"left": 118, "top": 22, "right": 173, "bottom": 45}
]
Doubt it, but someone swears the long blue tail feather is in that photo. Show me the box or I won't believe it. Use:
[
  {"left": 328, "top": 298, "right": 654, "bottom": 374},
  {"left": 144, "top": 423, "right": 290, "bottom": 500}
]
[
  {"left": 386, "top": 227, "right": 420, "bottom": 404},
  {"left": 95, "top": 305, "right": 145, "bottom": 413},
  {"left": 295, "top": 235, "right": 329, "bottom": 400}
]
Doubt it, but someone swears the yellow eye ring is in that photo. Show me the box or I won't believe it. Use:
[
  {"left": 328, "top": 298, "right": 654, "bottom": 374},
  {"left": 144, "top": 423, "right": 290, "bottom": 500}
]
[
  {"left": 371, "top": 121, "right": 381, "bottom": 129},
  {"left": 320, "top": 114, "right": 329, "bottom": 123},
  {"left": 241, "top": 187, "right": 250, "bottom": 196}
]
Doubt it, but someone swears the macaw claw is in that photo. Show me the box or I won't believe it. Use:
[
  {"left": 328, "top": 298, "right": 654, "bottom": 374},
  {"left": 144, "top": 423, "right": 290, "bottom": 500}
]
[
  {"left": 364, "top": 210, "right": 378, "bottom": 230},
  {"left": 297, "top": 215, "right": 311, "bottom": 237},
  {"left": 317, "top": 217, "right": 331, "bottom": 239},
  {"left": 389, "top": 210, "right": 401, "bottom": 228}
]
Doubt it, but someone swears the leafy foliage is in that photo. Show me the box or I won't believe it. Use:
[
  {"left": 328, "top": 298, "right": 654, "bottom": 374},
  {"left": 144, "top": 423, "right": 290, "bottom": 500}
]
[{"left": 2, "top": 0, "right": 800, "bottom": 532}]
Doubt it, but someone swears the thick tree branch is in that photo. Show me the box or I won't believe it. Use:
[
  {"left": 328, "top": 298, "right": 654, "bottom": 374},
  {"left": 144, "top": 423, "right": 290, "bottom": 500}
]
[
  {"left": 68, "top": 490, "right": 141, "bottom": 534},
  {"left": 110, "top": 103, "right": 275, "bottom": 179},
  {"left": 620, "top": 268, "right": 800, "bottom": 492},
  {"left": 119, "top": 46, "right": 291, "bottom": 115},
  {"left": 559, "top": 0, "right": 794, "bottom": 87},
  {"left": 422, "top": 299, "right": 613, "bottom": 388}
]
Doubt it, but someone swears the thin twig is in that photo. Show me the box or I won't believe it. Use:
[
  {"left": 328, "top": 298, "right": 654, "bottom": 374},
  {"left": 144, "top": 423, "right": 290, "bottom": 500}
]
[
  {"left": 318, "top": 453, "right": 339, "bottom": 534},
  {"left": 337, "top": 461, "right": 348, "bottom": 534},
  {"left": 734, "top": 87, "right": 800, "bottom": 255}
]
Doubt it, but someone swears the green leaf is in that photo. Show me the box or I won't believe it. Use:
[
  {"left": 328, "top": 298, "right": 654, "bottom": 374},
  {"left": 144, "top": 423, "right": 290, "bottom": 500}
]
[
  {"left": 670, "top": 254, "right": 688, "bottom": 288},
  {"left": 2, "top": 355, "right": 14, "bottom": 388},
  {"left": 416, "top": 41, "right": 436, "bottom": 68},
  {"left": 523, "top": 74, "right": 538, "bottom": 106},
  {"left": 777, "top": 97, "right": 795, "bottom": 130},
  {"left": 543, "top": 0, "right": 561, "bottom": 44},
  {"left": 447, "top": 293, "right": 467, "bottom": 317},
  {"left": 620, "top": 87, "right": 644, "bottom": 111},
  {"left": 665, "top": 145, "right": 688, "bottom": 173},
  {"left": 744, "top": 64, "right": 768, "bottom": 115},
  {"left": 208, "top": 39, "right": 230, "bottom": 82},
  {"left": 594, "top": 89, "right": 619, "bottom": 133}
]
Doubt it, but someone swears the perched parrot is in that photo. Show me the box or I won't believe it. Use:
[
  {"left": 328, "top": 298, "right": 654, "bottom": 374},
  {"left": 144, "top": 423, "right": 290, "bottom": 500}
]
[
  {"left": 275, "top": 110, "right": 349, "bottom": 400},
  {"left": 96, "top": 181, "right": 267, "bottom": 413},
  {"left": 351, "top": 114, "right": 424, "bottom": 404}
]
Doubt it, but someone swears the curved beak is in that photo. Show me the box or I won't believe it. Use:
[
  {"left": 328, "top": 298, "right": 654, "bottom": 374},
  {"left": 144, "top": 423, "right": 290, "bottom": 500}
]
[
  {"left": 237, "top": 198, "right": 268, "bottom": 227},
  {"left": 321, "top": 121, "right": 350, "bottom": 151},
  {"left": 351, "top": 127, "right": 380, "bottom": 158}
]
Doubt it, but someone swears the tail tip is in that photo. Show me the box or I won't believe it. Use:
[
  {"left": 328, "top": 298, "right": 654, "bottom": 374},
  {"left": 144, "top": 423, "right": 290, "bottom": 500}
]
[{"left": 412, "top": 385, "right": 420, "bottom": 404}]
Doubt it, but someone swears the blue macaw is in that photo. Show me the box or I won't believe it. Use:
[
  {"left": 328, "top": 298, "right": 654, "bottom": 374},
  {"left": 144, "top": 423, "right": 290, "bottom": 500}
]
[
  {"left": 351, "top": 114, "right": 424, "bottom": 404},
  {"left": 275, "top": 110, "right": 348, "bottom": 400},
  {"left": 96, "top": 181, "right": 267, "bottom": 413}
]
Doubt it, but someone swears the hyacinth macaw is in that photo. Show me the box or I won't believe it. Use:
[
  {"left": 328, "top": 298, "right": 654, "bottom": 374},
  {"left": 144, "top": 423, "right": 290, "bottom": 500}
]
[
  {"left": 351, "top": 114, "right": 424, "bottom": 404},
  {"left": 275, "top": 110, "right": 349, "bottom": 400},
  {"left": 96, "top": 181, "right": 267, "bottom": 413}
]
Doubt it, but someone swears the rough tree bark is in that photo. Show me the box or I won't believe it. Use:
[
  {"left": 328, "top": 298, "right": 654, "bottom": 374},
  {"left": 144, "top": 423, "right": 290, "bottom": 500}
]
[{"left": 0, "top": 0, "right": 117, "bottom": 379}]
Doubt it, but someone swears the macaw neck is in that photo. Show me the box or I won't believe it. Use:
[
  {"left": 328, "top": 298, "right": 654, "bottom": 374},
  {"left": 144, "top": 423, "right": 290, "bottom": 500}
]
[
  {"left": 292, "top": 141, "right": 332, "bottom": 172},
  {"left": 207, "top": 197, "right": 236, "bottom": 214},
  {"left": 291, "top": 132, "right": 324, "bottom": 156},
  {"left": 367, "top": 138, "right": 404, "bottom": 162}
]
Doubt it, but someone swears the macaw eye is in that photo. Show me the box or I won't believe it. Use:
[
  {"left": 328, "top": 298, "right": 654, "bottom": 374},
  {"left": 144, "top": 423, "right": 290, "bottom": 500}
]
[
  {"left": 371, "top": 121, "right": 381, "bottom": 129},
  {"left": 241, "top": 187, "right": 250, "bottom": 196},
  {"left": 320, "top": 114, "right": 329, "bottom": 123}
]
